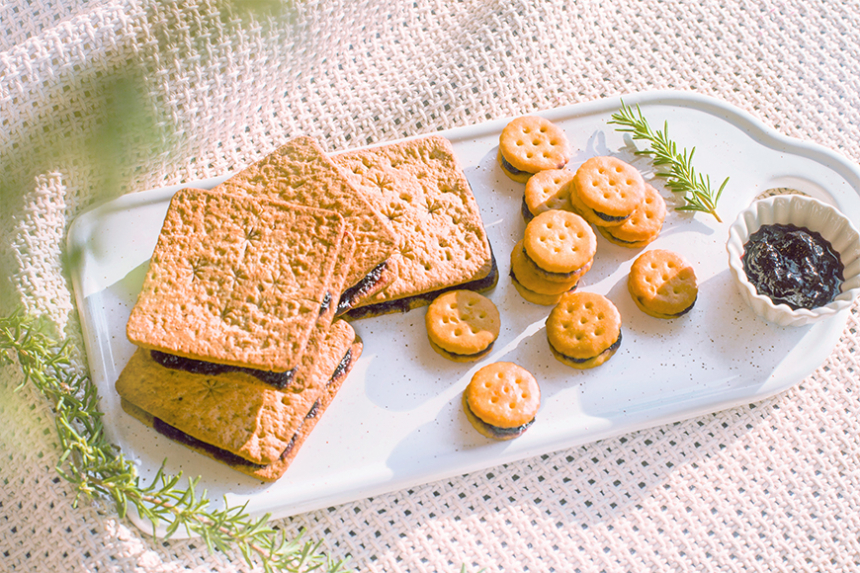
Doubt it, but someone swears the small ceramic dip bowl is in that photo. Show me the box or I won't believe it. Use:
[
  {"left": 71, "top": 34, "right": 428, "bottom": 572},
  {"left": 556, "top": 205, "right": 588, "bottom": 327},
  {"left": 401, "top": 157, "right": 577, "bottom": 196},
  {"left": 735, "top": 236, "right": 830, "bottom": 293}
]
[{"left": 726, "top": 194, "right": 860, "bottom": 326}]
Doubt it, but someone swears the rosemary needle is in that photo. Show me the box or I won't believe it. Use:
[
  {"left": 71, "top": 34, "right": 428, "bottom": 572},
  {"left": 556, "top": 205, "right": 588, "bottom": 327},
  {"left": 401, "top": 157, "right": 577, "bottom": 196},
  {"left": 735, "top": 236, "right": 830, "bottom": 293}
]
[
  {"left": 608, "top": 101, "right": 728, "bottom": 223},
  {"left": 0, "top": 310, "right": 352, "bottom": 573}
]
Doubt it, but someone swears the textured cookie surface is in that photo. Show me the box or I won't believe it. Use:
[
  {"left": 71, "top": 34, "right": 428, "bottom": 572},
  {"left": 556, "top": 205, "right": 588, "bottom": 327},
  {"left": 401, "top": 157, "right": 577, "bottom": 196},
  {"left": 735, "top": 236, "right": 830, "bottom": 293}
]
[
  {"left": 523, "top": 168, "right": 575, "bottom": 219},
  {"left": 332, "top": 135, "right": 494, "bottom": 308},
  {"left": 598, "top": 184, "right": 666, "bottom": 247},
  {"left": 568, "top": 180, "right": 610, "bottom": 227},
  {"left": 523, "top": 209, "right": 596, "bottom": 275},
  {"left": 117, "top": 319, "right": 358, "bottom": 467},
  {"left": 214, "top": 136, "right": 397, "bottom": 300},
  {"left": 499, "top": 116, "right": 571, "bottom": 176},
  {"left": 573, "top": 156, "right": 645, "bottom": 222},
  {"left": 628, "top": 249, "right": 698, "bottom": 318},
  {"left": 464, "top": 362, "right": 540, "bottom": 430},
  {"left": 120, "top": 327, "right": 362, "bottom": 482},
  {"left": 546, "top": 291, "right": 621, "bottom": 366},
  {"left": 126, "top": 187, "right": 344, "bottom": 373},
  {"left": 425, "top": 290, "right": 500, "bottom": 360}
]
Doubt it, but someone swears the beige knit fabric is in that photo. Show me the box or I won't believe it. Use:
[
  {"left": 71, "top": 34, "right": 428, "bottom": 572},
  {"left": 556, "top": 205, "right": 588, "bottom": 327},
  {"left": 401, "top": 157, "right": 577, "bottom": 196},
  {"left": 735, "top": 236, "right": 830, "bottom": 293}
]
[{"left": 3, "top": 1, "right": 860, "bottom": 571}]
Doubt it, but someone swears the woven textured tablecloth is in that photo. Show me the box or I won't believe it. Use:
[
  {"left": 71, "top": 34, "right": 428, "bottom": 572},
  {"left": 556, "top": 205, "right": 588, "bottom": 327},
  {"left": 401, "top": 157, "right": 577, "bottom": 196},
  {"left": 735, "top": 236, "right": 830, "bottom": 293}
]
[{"left": 3, "top": 1, "right": 860, "bottom": 571}]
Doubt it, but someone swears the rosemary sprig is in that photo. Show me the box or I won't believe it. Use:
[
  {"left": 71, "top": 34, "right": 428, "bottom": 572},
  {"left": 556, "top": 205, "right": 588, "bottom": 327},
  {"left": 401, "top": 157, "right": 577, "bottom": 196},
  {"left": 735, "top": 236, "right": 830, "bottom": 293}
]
[
  {"left": 608, "top": 101, "right": 728, "bottom": 222},
  {"left": 0, "top": 310, "right": 351, "bottom": 573}
]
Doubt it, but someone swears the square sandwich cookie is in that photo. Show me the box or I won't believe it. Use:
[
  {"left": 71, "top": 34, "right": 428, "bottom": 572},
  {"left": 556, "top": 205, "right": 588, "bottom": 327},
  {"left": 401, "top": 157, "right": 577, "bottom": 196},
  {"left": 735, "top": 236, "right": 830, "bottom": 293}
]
[
  {"left": 118, "top": 320, "right": 362, "bottom": 482},
  {"left": 215, "top": 136, "right": 398, "bottom": 313},
  {"left": 144, "top": 230, "right": 356, "bottom": 391},
  {"left": 126, "top": 187, "right": 347, "bottom": 386},
  {"left": 332, "top": 135, "right": 498, "bottom": 319}
]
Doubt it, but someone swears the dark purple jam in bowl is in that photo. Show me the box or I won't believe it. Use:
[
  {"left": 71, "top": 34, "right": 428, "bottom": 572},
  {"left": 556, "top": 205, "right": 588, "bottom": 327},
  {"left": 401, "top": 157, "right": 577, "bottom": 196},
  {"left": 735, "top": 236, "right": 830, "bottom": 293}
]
[{"left": 742, "top": 223, "right": 844, "bottom": 310}]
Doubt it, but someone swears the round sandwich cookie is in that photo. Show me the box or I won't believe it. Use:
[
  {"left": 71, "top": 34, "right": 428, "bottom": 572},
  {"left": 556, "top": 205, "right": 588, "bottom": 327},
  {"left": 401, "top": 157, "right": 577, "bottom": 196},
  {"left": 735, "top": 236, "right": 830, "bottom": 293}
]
[
  {"left": 522, "top": 168, "right": 575, "bottom": 222},
  {"left": 568, "top": 179, "right": 607, "bottom": 227},
  {"left": 510, "top": 239, "right": 587, "bottom": 294},
  {"left": 511, "top": 276, "right": 573, "bottom": 306},
  {"left": 499, "top": 116, "right": 572, "bottom": 183},
  {"left": 509, "top": 240, "right": 587, "bottom": 306},
  {"left": 572, "top": 156, "right": 645, "bottom": 226},
  {"left": 546, "top": 291, "right": 622, "bottom": 370},
  {"left": 522, "top": 209, "right": 597, "bottom": 283},
  {"left": 597, "top": 183, "right": 667, "bottom": 248},
  {"left": 628, "top": 249, "right": 698, "bottom": 319},
  {"left": 463, "top": 361, "right": 540, "bottom": 441},
  {"left": 425, "top": 290, "right": 501, "bottom": 362}
]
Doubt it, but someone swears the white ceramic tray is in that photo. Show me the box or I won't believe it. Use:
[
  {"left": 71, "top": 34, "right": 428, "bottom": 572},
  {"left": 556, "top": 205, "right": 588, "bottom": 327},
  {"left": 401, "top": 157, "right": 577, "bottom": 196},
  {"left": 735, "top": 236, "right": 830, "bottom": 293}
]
[{"left": 67, "top": 91, "right": 860, "bottom": 537}]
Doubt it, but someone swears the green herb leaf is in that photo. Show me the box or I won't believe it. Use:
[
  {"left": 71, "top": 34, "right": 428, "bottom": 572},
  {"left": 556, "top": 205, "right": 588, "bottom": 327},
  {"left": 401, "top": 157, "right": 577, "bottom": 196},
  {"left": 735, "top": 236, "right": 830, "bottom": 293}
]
[
  {"left": 1, "top": 309, "right": 352, "bottom": 573},
  {"left": 608, "top": 101, "right": 727, "bottom": 222}
]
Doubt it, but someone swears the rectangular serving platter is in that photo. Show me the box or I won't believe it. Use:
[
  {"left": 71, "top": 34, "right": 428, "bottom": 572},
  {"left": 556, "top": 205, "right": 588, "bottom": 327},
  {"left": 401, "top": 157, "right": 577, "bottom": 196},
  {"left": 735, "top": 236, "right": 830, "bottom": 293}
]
[{"left": 67, "top": 91, "right": 860, "bottom": 537}]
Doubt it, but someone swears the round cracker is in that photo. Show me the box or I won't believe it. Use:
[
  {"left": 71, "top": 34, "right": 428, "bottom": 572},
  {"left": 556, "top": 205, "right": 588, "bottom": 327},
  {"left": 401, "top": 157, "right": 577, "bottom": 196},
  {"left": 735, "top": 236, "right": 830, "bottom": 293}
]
[
  {"left": 546, "top": 291, "right": 621, "bottom": 362},
  {"left": 569, "top": 179, "right": 623, "bottom": 227},
  {"left": 425, "top": 290, "right": 501, "bottom": 358},
  {"left": 600, "top": 183, "right": 666, "bottom": 245},
  {"left": 510, "top": 240, "right": 587, "bottom": 295},
  {"left": 499, "top": 116, "right": 571, "bottom": 175},
  {"left": 523, "top": 168, "right": 575, "bottom": 218},
  {"left": 548, "top": 339, "right": 620, "bottom": 370},
  {"left": 464, "top": 362, "right": 540, "bottom": 428},
  {"left": 511, "top": 273, "right": 574, "bottom": 306},
  {"left": 627, "top": 249, "right": 698, "bottom": 318},
  {"left": 498, "top": 149, "right": 533, "bottom": 184},
  {"left": 573, "top": 156, "right": 645, "bottom": 220},
  {"left": 523, "top": 210, "right": 596, "bottom": 275}
]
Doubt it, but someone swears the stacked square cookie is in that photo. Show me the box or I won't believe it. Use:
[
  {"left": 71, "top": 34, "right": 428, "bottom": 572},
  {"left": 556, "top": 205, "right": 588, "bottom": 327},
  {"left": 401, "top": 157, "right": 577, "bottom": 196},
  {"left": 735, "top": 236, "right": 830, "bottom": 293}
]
[
  {"left": 119, "top": 187, "right": 369, "bottom": 481},
  {"left": 117, "top": 135, "right": 496, "bottom": 481},
  {"left": 215, "top": 136, "right": 399, "bottom": 313},
  {"left": 332, "top": 135, "right": 497, "bottom": 318}
]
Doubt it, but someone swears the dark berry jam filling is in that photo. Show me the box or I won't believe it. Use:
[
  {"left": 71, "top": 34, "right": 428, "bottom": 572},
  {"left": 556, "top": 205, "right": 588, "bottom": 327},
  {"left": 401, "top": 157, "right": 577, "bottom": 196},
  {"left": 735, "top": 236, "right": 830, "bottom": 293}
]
[
  {"left": 500, "top": 152, "right": 528, "bottom": 176},
  {"left": 742, "top": 223, "right": 843, "bottom": 310},
  {"left": 344, "top": 246, "right": 499, "bottom": 320},
  {"left": 521, "top": 196, "right": 536, "bottom": 222},
  {"left": 336, "top": 260, "right": 390, "bottom": 315},
  {"left": 464, "top": 398, "right": 534, "bottom": 439},
  {"left": 592, "top": 210, "right": 628, "bottom": 223},
  {"left": 521, "top": 245, "right": 584, "bottom": 281},
  {"left": 552, "top": 331, "right": 622, "bottom": 364},
  {"left": 153, "top": 400, "right": 318, "bottom": 469},
  {"left": 319, "top": 291, "right": 332, "bottom": 316},
  {"left": 151, "top": 350, "right": 296, "bottom": 389},
  {"left": 329, "top": 346, "right": 355, "bottom": 387}
]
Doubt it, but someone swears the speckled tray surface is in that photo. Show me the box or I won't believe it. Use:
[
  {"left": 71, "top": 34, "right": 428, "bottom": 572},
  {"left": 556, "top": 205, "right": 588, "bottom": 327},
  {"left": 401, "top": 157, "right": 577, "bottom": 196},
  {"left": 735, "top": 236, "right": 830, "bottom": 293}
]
[{"left": 67, "top": 91, "right": 860, "bottom": 537}]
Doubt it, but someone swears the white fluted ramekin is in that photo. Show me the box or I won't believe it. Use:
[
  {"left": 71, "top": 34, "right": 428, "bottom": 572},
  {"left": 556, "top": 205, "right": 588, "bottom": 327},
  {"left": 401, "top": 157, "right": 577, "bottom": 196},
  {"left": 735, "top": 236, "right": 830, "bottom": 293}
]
[{"left": 726, "top": 195, "right": 860, "bottom": 326}]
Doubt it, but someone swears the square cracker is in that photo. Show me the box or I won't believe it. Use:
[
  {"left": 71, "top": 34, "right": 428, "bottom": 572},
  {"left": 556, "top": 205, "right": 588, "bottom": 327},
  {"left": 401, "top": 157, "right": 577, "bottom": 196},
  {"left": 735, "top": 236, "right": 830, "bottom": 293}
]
[
  {"left": 214, "top": 136, "right": 398, "bottom": 307},
  {"left": 332, "top": 135, "right": 496, "bottom": 314},
  {"left": 126, "top": 187, "right": 345, "bottom": 373},
  {"left": 117, "top": 319, "right": 360, "bottom": 469}
]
